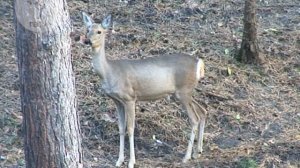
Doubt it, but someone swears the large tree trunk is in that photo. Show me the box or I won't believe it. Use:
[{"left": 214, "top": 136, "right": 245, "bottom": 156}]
[
  {"left": 14, "top": 0, "right": 83, "bottom": 167},
  {"left": 237, "top": 0, "right": 262, "bottom": 64}
]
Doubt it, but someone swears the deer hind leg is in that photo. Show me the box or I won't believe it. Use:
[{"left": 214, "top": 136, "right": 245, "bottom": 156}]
[
  {"left": 175, "top": 92, "right": 200, "bottom": 163},
  {"left": 124, "top": 101, "right": 136, "bottom": 168},
  {"left": 113, "top": 100, "right": 126, "bottom": 167},
  {"left": 191, "top": 99, "right": 207, "bottom": 158}
]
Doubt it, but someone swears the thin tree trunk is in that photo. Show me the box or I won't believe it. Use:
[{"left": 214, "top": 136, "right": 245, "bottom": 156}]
[
  {"left": 14, "top": 0, "right": 83, "bottom": 167},
  {"left": 237, "top": 0, "right": 263, "bottom": 64}
]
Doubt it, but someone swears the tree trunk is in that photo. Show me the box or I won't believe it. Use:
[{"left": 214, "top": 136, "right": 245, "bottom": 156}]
[
  {"left": 237, "top": 0, "right": 262, "bottom": 64},
  {"left": 14, "top": 0, "right": 83, "bottom": 167}
]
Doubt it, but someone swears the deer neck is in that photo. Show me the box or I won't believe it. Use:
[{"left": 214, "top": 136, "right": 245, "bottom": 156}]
[{"left": 91, "top": 42, "right": 110, "bottom": 79}]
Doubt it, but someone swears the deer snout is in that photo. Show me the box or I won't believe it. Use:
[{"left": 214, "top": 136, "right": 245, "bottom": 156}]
[
  {"left": 79, "top": 35, "right": 92, "bottom": 45},
  {"left": 84, "top": 38, "right": 91, "bottom": 45}
]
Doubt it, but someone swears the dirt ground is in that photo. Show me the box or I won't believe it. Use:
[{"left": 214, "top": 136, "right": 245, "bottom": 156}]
[{"left": 0, "top": 0, "right": 299, "bottom": 167}]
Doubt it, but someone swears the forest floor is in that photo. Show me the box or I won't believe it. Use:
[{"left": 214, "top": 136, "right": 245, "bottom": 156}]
[{"left": 1, "top": 0, "right": 299, "bottom": 167}]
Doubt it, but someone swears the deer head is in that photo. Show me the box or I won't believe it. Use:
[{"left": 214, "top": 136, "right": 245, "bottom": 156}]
[{"left": 82, "top": 12, "right": 111, "bottom": 49}]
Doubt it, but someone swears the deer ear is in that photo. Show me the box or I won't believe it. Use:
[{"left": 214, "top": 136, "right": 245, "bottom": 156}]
[
  {"left": 101, "top": 15, "right": 112, "bottom": 29},
  {"left": 82, "top": 12, "right": 93, "bottom": 27}
]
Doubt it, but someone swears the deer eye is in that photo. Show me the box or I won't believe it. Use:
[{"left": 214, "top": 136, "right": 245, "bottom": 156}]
[{"left": 97, "top": 31, "right": 102, "bottom": 34}]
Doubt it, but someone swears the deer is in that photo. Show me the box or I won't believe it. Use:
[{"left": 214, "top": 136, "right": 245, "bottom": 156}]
[{"left": 81, "top": 12, "right": 207, "bottom": 168}]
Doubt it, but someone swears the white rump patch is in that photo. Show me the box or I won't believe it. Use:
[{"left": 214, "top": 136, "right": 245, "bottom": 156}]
[{"left": 196, "top": 59, "right": 204, "bottom": 81}]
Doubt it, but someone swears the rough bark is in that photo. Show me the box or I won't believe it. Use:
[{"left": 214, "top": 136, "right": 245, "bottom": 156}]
[
  {"left": 237, "top": 0, "right": 262, "bottom": 64},
  {"left": 14, "top": 0, "right": 83, "bottom": 167}
]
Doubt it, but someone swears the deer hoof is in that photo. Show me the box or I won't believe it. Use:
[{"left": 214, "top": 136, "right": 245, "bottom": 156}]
[
  {"left": 115, "top": 158, "right": 124, "bottom": 167},
  {"left": 182, "top": 156, "right": 191, "bottom": 163},
  {"left": 198, "top": 147, "right": 203, "bottom": 154},
  {"left": 128, "top": 161, "right": 135, "bottom": 168},
  {"left": 192, "top": 152, "right": 201, "bottom": 159}
]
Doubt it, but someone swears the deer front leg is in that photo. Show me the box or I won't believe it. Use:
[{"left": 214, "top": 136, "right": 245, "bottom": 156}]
[
  {"left": 125, "top": 101, "right": 136, "bottom": 168},
  {"left": 114, "top": 100, "right": 126, "bottom": 167}
]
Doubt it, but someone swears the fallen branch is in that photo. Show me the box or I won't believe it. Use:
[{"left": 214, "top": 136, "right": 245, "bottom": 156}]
[{"left": 195, "top": 88, "right": 233, "bottom": 101}]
